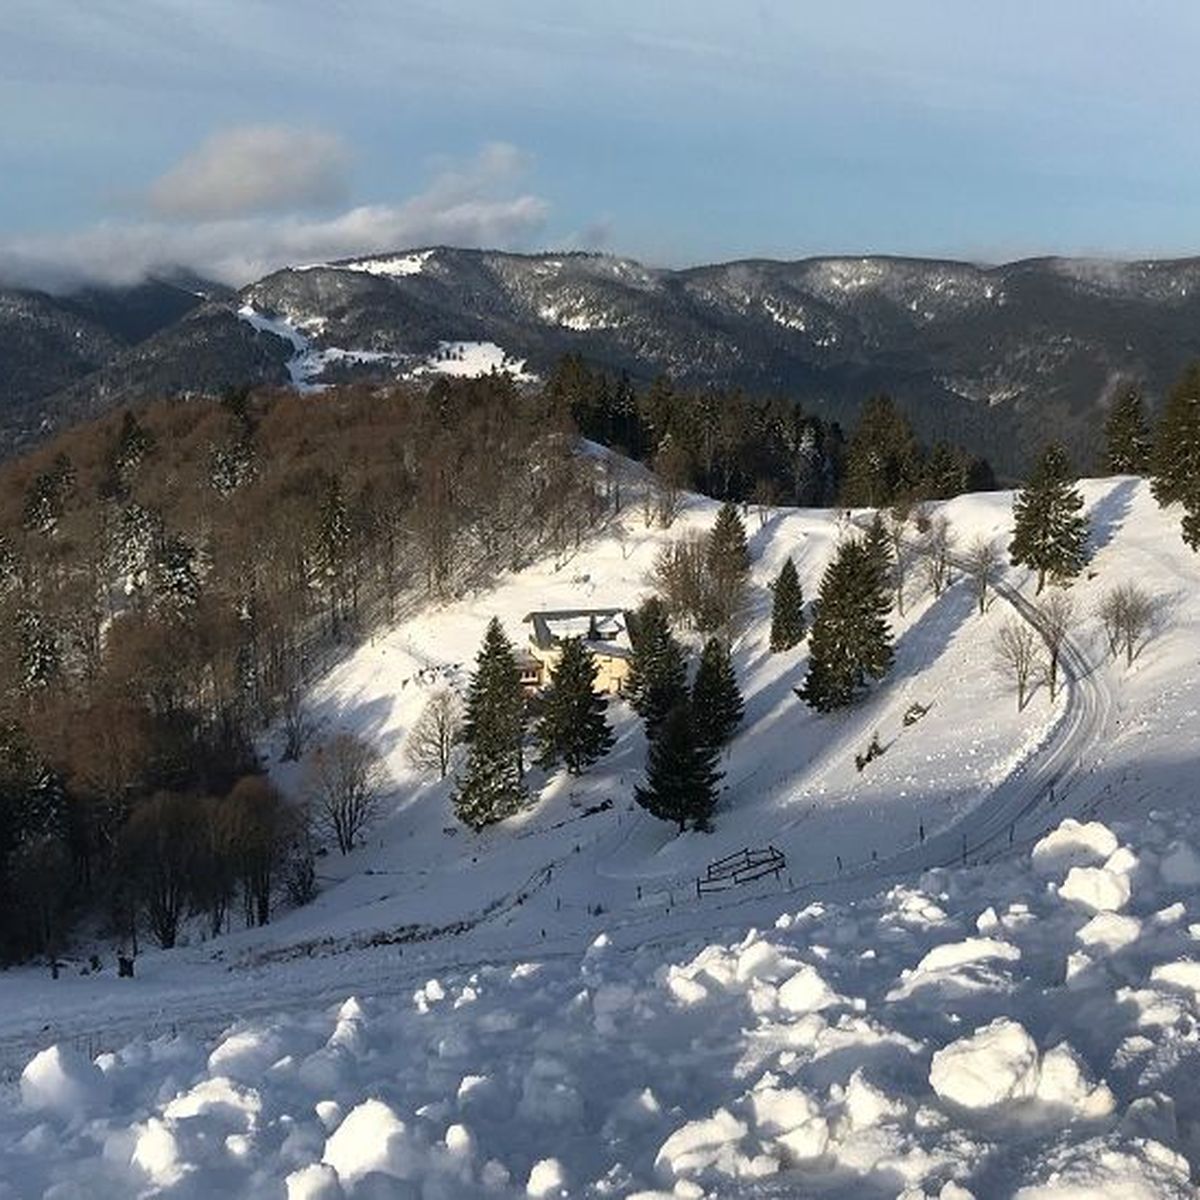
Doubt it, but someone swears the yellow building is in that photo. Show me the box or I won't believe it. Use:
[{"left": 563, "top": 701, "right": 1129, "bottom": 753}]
[{"left": 521, "top": 608, "right": 633, "bottom": 695}]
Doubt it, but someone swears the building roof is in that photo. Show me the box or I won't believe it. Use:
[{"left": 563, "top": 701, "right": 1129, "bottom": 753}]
[{"left": 523, "top": 607, "right": 631, "bottom": 655}]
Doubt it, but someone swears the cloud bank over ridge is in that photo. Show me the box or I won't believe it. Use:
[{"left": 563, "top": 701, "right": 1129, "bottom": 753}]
[{"left": 0, "top": 136, "right": 549, "bottom": 290}]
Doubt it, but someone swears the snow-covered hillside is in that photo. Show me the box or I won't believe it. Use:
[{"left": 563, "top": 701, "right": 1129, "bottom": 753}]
[{"left": 2, "top": 466, "right": 1199, "bottom": 1198}]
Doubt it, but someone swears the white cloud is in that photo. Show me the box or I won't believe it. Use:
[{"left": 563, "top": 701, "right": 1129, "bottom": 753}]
[
  {"left": 146, "top": 125, "right": 352, "bottom": 219},
  {"left": 0, "top": 141, "right": 549, "bottom": 290}
]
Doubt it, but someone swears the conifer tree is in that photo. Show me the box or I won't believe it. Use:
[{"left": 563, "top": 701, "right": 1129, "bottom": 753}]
[
  {"left": 706, "top": 501, "right": 752, "bottom": 629},
  {"left": 862, "top": 514, "right": 894, "bottom": 596},
  {"left": 626, "top": 597, "right": 689, "bottom": 736},
  {"left": 1151, "top": 364, "right": 1200, "bottom": 507},
  {"left": 455, "top": 618, "right": 527, "bottom": 829},
  {"left": 840, "top": 395, "right": 922, "bottom": 508},
  {"left": 110, "top": 411, "right": 155, "bottom": 498},
  {"left": 153, "top": 534, "right": 200, "bottom": 616},
  {"left": 691, "top": 638, "right": 744, "bottom": 749},
  {"left": 769, "top": 556, "right": 806, "bottom": 651},
  {"left": 799, "top": 538, "right": 894, "bottom": 712},
  {"left": 535, "top": 638, "right": 614, "bottom": 775},
  {"left": 920, "top": 442, "right": 967, "bottom": 500},
  {"left": 1150, "top": 364, "right": 1200, "bottom": 549},
  {"left": 634, "top": 702, "right": 721, "bottom": 832},
  {"left": 1009, "top": 444, "right": 1090, "bottom": 593},
  {"left": 1103, "top": 385, "right": 1151, "bottom": 475}
]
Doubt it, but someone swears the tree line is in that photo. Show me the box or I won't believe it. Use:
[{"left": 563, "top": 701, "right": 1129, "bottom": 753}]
[{"left": 545, "top": 356, "right": 995, "bottom": 511}]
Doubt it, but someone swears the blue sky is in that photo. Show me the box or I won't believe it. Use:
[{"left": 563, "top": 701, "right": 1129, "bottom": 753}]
[{"left": 2, "top": 1, "right": 1200, "bottom": 285}]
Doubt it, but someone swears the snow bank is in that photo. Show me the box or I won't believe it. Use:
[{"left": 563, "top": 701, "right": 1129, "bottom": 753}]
[{"left": 6, "top": 806, "right": 1200, "bottom": 1198}]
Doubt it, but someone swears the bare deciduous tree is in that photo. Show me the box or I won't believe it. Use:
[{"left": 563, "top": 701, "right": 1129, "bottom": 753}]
[
  {"left": 752, "top": 478, "right": 782, "bottom": 530},
  {"left": 651, "top": 534, "right": 716, "bottom": 631},
  {"left": 994, "top": 618, "right": 1041, "bottom": 711},
  {"left": 305, "top": 733, "right": 387, "bottom": 854},
  {"left": 884, "top": 506, "right": 912, "bottom": 615},
  {"left": 405, "top": 689, "right": 463, "bottom": 779},
  {"left": 1037, "top": 592, "right": 1075, "bottom": 702},
  {"left": 964, "top": 536, "right": 1001, "bottom": 615},
  {"left": 920, "top": 514, "right": 956, "bottom": 598},
  {"left": 279, "top": 681, "right": 317, "bottom": 762},
  {"left": 223, "top": 774, "right": 296, "bottom": 927},
  {"left": 1096, "top": 582, "right": 1158, "bottom": 667}
]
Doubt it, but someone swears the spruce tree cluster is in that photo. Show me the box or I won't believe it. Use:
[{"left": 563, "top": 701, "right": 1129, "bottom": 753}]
[
  {"left": 799, "top": 536, "right": 894, "bottom": 712},
  {"left": 691, "top": 638, "right": 744, "bottom": 750},
  {"left": 535, "top": 637, "right": 615, "bottom": 775},
  {"left": 1009, "top": 444, "right": 1090, "bottom": 592},
  {"left": 1103, "top": 385, "right": 1151, "bottom": 475},
  {"left": 626, "top": 596, "right": 688, "bottom": 736},
  {"left": 1150, "top": 364, "right": 1200, "bottom": 551},
  {"left": 455, "top": 618, "right": 527, "bottom": 830},
  {"left": 769, "top": 556, "right": 806, "bottom": 651},
  {"left": 634, "top": 702, "right": 721, "bottom": 833}
]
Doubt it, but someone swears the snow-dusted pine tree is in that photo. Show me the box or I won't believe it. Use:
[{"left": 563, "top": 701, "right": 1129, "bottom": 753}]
[
  {"left": 153, "top": 534, "right": 201, "bottom": 616},
  {"left": 1151, "top": 365, "right": 1200, "bottom": 550},
  {"left": 706, "top": 502, "right": 751, "bottom": 628},
  {"left": 635, "top": 702, "right": 721, "bottom": 832},
  {"left": 1009, "top": 444, "right": 1089, "bottom": 593},
  {"left": 535, "top": 637, "right": 614, "bottom": 776},
  {"left": 626, "top": 596, "right": 689, "bottom": 737},
  {"left": 455, "top": 618, "right": 527, "bottom": 829},
  {"left": 769, "top": 556, "right": 806, "bottom": 651},
  {"left": 800, "top": 536, "right": 894, "bottom": 711},
  {"left": 1103, "top": 384, "right": 1151, "bottom": 475},
  {"left": 691, "top": 638, "right": 743, "bottom": 750}
]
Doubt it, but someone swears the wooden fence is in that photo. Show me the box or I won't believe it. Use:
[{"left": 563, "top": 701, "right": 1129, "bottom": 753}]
[{"left": 696, "top": 846, "right": 786, "bottom": 896}]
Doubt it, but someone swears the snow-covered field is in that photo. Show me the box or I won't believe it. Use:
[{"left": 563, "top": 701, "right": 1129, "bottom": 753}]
[
  {"left": 236, "top": 302, "right": 532, "bottom": 390},
  {"left": 2, "top": 465, "right": 1199, "bottom": 1198}
]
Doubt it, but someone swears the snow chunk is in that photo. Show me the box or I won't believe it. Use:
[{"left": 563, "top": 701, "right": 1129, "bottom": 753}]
[
  {"left": 1035, "top": 1044, "right": 1115, "bottom": 1118},
  {"left": 1032, "top": 820, "right": 1119, "bottom": 876},
  {"left": 777, "top": 964, "right": 839, "bottom": 1014},
  {"left": 163, "top": 1075, "right": 262, "bottom": 1126},
  {"left": 285, "top": 1162, "right": 344, "bottom": 1200},
  {"left": 208, "top": 1026, "right": 286, "bottom": 1082},
  {"left": 131, "top": 1117, "right": 186, "bottom": 1187},
  {"left": 1059, "top": 866, "right": 1131, "bottom": 912},
  {"left": 748, "top": 1083, "right": 820, "bottom": 1135},
  {"left": 775, "top": 1116, "right": 830, "bottom": 1162},
  {"left": 322, "top": 1098, "right": 420, "bottom": 1183},
  {"left": 655, "top": 1108, "right": 748, "bottom": 1180},
  {"left": 1076, "top": 912, "right": 1141, "bottom": 954},
  {"left": 526, "top": 1157, "right": 567, "bottom": 1197},
  {"left": 929, "top": 1019, "right": 1040, "bottom": 1110},
  {"left": 930, "top": 1021, "right": 1113, "bottom": 1121},
  {"left": 20, "top": 1044, "right": 110, "bottom": 1120},
  {"left": 914, "top": 937, "right": 1020, "bottom": 976},
  {"left": 1150, "top": 958, "right": 1200, "bottom": 999},
  {"left": 843, "top": 1069, "right": 906, "bottom": 1129}
]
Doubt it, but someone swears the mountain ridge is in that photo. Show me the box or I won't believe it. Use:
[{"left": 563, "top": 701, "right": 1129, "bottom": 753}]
[{"left": 8, "top": 247, "right": 1200, "bottom": 473}]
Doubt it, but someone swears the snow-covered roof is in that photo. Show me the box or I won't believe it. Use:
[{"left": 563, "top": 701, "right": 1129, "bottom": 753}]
[{"left": 523, "top": 607, "right": 631, "bottom": 655}]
